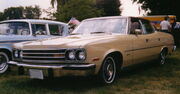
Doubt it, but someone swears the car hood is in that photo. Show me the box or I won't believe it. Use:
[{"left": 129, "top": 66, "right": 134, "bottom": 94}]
[{"left": 14, "top": 34, "right": 117, "bottom": 49}]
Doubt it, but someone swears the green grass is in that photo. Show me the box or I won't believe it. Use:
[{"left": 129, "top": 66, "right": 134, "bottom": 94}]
[{"left": 0, "top": 49, "right": 180, "bottom": 94}]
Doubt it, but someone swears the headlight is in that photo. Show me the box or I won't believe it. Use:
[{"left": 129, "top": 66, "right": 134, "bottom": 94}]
[
  {"left": 68, "top": 51, "right": 76, "bottom": 60},
  {"left": 13, "top": 49, "right": 22, "bottom": 58},
  {"left": 19, "top": 50, "right": 23, "bottom": 58},
  {"left": 14, "top": 50, "right": 19, "bottom": 58},
  {"left": 66, "top": 49, "right": 86, "bottom": 61},
  {"left": 77, "top": 51, "right": 86, "bottom": 60}
]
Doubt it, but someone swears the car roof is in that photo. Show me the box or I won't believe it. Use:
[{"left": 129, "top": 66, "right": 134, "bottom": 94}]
[
  {"left": 0, "top": 19, "right": 67, "bottom": 25},
  {"left": 83, "top": 16, "right": 149, "bottom": 22},
  {"left": 83, "top": 16, "right": 139, "bottom": 21}
]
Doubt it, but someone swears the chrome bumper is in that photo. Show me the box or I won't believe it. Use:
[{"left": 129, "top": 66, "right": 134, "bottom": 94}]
[
  {"left": 8, "top": 61, "right": 96, "bottom": 78},
  {"left": 8, "top": 61, "right": 96, "bottom": 70}
]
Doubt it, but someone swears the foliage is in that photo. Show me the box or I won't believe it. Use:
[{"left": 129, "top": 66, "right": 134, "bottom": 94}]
[
  {"left": 54, "top": 0, "right": 104, "bottom": 22},
  {"left": 24, "top": 6, "right": 41, "bottom": 19},
  {"left": 0, "top": 12, "right": 3, "bottom": 21},
  {"left": 132, "top": 0, "right": 180, "bottom": 21},
  {"left": 3, "top": 6, "right": 24, "bottom": 20},
  {"left": 1, "top": 6, "right": 42, "bottom": 20},
  {"left": 51, "top": 0, "right": 121, "bottom": 21},
  {"left": 51, "top": 0, "right": 68, "bottom": 8},
  {"left": 96, "top": 0, "right": 121, "bottom": 16}
]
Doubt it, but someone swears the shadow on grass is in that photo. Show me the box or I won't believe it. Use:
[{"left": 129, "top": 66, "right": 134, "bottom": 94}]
[
  {"left": 1, "top": 75, "right": 105, "bottom": 93},
  {"left": 121, "top": 56, "right": 180, "bottom": 78}
]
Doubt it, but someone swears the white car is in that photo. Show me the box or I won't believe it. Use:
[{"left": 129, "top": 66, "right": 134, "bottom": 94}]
[{"left": 0, "top": 19, "right": 69, "bottom": 73}]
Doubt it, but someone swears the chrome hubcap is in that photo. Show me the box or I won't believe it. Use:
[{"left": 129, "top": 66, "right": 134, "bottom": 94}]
[
  {"left": 103, "top": 57, "right": 116, "bottom": 83},
  {"left": 0, "top": 54, "right": 7, "bottom": 71},
  {"left": 160, "top": 51, "right": 166, "bottom": 65}
]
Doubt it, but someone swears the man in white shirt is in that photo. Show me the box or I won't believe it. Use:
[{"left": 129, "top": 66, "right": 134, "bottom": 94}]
[{"left": 160, "top": 17, "right": 171, "bottom": 33}]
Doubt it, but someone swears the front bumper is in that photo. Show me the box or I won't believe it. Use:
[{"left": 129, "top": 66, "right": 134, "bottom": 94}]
[{"left": 8, "top": 61, "right": 96, "bottom": 78}]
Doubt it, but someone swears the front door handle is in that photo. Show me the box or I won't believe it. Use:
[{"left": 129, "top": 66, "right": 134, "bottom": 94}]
[{"left": 146, "top": 39, "right": 149, "bottom": 42}]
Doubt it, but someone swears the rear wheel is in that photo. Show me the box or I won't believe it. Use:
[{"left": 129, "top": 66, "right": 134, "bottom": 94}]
[
  {"left": 0, "top": 52, "right": 9, "bottom": 74},
  {"left": 99, "top": 56, "right": 116, "bottom": 84},
  {"left": 159, "top": 49, "right": 167, "bottom": 65}
]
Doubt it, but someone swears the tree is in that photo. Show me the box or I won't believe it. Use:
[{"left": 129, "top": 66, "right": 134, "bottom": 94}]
[
  {"left": 24, "top": 5, "right": 41, "bottom": 19},
  {"left": 51, "top": 0, "right": 68, "bottom": 8},
  {"left": 0, "top": 12, "right": 3, "bottom": 21},
  {"left": 51, "top": 0, "right": 121, "bottom": 20},
  {"left": 2, "top": 6, "right": 42, "bottom": 20},
  {"left": 3, "top": 6, "right": 24, "bottom": 20},
  {"left": 96, "top": 0, "right": 121, "bottom": 16},
  {"left": 132, "top": 0, "right": 180, "bottom": 21},
  {"left": 54, "top": 0, "right": 104, "bottom": 22}
]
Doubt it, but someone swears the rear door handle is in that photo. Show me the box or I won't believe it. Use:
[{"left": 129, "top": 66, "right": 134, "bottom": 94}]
[{"left": 146, "top": 39, "right": 149, "bottom": 42}]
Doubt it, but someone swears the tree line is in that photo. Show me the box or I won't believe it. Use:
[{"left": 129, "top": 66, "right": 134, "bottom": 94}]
[
  {"left": 0, "top": 0, "right": 121, "bottom": 22},
  {"left": 0, "top": 0, "right": 179, "bottom": 22},
  {"left": 0, "top": 5, "right": 41, "bottom": 21}
]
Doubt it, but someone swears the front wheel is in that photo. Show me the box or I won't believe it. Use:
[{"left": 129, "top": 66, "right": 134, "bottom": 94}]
[
  {"left": 0, "top": 52, "right": 9, "bottom": 74},
  {"left": 99, "top": 56, "right": 116, "bottom": 84}
]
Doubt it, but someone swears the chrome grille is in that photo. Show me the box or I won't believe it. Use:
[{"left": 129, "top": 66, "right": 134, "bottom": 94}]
[{"left": 21, "top": 49, "right": 66, "bottom": 63}]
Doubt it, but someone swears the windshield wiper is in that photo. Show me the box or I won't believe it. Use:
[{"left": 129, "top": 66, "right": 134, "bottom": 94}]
[{"left": 90, "top": 32, "right": 106, "bottom": 34}]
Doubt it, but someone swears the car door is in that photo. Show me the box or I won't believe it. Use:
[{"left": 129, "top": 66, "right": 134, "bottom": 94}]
[
  {"left": 0, "top": 22, "right": 35, "bottom": 48},
  {"left": 129, "top": 18, "right": 153, "bottom": 64},
  {"left": 140, "top": 19, "right": 160, "bottom": 60}
]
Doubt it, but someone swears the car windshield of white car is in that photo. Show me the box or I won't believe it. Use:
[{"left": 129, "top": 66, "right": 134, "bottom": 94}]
[
  {"left": 0, "top": 22, "right": 30, "bottom": 35},
  {"left": 72, "top": 18, "right": 127, "bottom": 34}
]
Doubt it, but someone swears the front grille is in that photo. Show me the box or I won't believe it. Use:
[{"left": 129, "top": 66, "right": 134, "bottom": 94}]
[{"left": 21, "top": 49, "right": 66, "bottom": 63}]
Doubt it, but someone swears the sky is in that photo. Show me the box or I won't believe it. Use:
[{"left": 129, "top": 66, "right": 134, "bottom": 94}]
[{"left": 0, "top": 0, "right": 145, "bottom": 17}]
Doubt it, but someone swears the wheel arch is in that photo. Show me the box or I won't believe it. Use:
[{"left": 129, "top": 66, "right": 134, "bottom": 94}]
[
  {"left": 102, "top": 50, "right": 123, "bottom": 72},
  {"left": 0, "top": 48, "right": 12, "bottom": 60},
  {"left": 160, "top": 46, "right": 168, "bottom": 55}
]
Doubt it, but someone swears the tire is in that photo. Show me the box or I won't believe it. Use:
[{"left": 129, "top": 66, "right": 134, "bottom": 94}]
[
  {"left": 158, "top": 49, "right": 167, "bottom": 65},
  {"left": 99, "top": 56, "right": 116, "bottom": 84},
  {"left": 0, "top": 52, "right": 9, "bottom": 74}
]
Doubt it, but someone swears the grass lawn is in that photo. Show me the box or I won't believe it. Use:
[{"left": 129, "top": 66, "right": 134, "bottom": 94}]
[{"left": 0, "top": 49, "right": 180, "bottom": 94}]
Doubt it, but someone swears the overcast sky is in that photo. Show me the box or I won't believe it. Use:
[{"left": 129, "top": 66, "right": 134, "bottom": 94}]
[{"left": 0, "top": 0, "right": 145, "bottom": 17}]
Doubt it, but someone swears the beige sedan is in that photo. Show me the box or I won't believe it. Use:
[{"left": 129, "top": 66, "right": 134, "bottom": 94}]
[{"left": 9, "top": 16, "right": 176, "bottom": 84}]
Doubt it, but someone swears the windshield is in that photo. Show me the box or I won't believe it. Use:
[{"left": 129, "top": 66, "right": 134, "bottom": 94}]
[
  {"left": 72, "top": 18, "right": 127, "bottom": 34},
  {"left": 0, "top": 22, "right": 30, "bottom": 35}
]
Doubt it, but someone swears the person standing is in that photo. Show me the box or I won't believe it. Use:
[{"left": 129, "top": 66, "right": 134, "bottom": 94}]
[{"left": 160, "top": 17, "right": 171, "bottom": 33}]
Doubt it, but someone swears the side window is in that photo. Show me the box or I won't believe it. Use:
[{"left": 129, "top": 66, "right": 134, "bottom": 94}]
[
  {"left": 140, "top": 20, "right": 155, "bottom": 34},
  {"left": 49, "top": 24, "right": 64, "bottom": 36},
  {"left": 31, "top": 24, "right": 47, "bottom": 35},
  {"left": 0, "top": 22, "right": 30, "bottom": 35},
  {"left": 130, "top": 19, "right": 142, "bottom": 34}
]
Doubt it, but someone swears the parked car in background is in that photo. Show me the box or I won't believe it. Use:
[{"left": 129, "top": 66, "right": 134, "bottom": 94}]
[
  {"left": 9, "top": 16, "right": 175, "bottom": 84},
  {"left": 0, "top": 19, "right": 69, "bottom": 73}
]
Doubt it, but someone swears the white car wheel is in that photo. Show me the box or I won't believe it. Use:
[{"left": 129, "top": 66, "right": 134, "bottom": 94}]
[{"left": 0, "top": 52, "right": 9, "bottom": 74}]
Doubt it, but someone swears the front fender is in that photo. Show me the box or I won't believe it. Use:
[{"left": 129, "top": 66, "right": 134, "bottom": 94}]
[
  {"left": 0, "top": 45, "right": 13, "bottom": 52},
  {"left": 85, "top": 45, "right": 123, "bottom": 74}
]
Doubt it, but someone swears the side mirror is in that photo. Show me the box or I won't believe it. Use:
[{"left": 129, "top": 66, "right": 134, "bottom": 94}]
[{"left": 134, "top": 29, "right": 142, "bottom": 35}]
